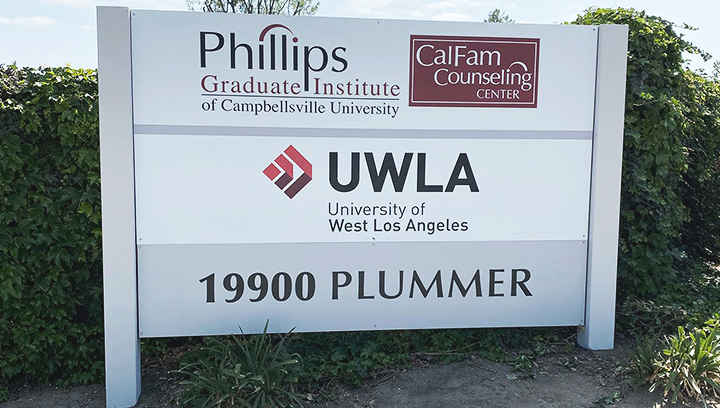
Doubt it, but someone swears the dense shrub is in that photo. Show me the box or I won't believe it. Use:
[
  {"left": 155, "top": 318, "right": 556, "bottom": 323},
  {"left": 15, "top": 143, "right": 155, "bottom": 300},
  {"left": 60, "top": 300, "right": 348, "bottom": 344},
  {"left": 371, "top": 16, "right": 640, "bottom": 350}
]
[
  {"left": 574, "top": 8, "right": 720, "bottom": 299},
  {"left": 678, "top": 73, "right": 720, "bottom": 268},
  {"left": 0, "top": 66, "right": 104, "bottom": 387}
]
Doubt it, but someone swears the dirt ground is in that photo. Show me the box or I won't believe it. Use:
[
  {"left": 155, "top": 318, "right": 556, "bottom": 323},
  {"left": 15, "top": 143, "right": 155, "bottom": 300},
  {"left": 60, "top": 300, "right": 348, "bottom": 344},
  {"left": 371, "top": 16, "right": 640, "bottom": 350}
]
[{"left": 2, "top": 339, "right": 719, "bottom": 408}]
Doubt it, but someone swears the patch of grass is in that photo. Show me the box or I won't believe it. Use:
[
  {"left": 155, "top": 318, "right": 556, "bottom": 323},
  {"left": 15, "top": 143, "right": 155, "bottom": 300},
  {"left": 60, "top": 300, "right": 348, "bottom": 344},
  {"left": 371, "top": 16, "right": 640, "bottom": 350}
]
[
  {"left": 177, "top": 323, "right": 305, "bottom": 408},
  {"left": 632, "top": 336, "right": 658, "bottom": 382},
  {"left": 633, "top": 318, "right": 720, "bottom": 404}
]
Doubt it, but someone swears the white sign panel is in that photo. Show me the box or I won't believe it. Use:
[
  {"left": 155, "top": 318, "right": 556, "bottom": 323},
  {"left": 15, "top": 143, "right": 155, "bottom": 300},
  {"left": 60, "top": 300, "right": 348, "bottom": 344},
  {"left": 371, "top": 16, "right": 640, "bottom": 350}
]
[
  {"left": 134, "top": 136, "right": 592, "bottom": 245},
  {"left": 128, "top": 10, "right": 600, "bottom": 337},
  {"left": 131, "top": 11, "right": 598, "bottom": 131}
]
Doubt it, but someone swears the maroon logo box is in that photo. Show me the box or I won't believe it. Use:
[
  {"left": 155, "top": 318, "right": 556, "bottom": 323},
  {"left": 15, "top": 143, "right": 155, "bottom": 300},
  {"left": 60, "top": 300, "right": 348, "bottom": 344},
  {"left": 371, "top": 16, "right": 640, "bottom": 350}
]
[{"left": 409, "top": 35, "right": 540, "bottom": 108}]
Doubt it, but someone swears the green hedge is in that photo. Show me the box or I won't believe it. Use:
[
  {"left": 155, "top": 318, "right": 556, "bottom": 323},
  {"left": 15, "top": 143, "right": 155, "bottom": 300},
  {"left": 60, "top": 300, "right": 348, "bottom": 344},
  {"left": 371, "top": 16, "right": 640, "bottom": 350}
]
[
  {"left": 1, "top": 6, "right": 720, "bottom": 389},
  {"left": 678, "top": 71, "right": 720, "bottom": 269},
  {"left": 0, "top": 66, "right": 104, "bottom": 387},
  {"left": 574, "top": 8, "right": 720, "bottom": 298}
]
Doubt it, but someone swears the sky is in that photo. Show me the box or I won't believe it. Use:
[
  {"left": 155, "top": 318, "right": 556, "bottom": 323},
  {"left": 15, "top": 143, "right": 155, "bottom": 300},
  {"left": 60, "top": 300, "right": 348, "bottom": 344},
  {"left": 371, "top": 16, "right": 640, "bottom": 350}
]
[{"left": 0, "top": 0, "right": 718, "bottom": 73}]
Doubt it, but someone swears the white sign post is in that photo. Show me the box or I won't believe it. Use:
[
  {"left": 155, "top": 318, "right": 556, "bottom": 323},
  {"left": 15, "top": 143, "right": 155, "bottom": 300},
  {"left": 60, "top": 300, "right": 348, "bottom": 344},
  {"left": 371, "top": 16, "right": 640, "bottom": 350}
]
[
  {"left": 97, "top": 7, "right": 140, "bottom": 408},
  {"left": 578, "top": 25, "right": 629, "bottom": 349},
  {"left": 97, "top": 7, "right": 627, "bottom": 407}
]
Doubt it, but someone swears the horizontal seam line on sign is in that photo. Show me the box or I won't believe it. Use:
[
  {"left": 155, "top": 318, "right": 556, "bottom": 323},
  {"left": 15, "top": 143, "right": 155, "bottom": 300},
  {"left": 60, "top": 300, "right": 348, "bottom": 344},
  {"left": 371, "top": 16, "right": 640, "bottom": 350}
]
[
  {"left": 133, "top": 125, "right": 593, "bottom": 140},
  {"left": 138, "top": 320, "right": 586, "bottom": 338},
  {"left": 135, "top": 239, "right": 589, "bottom": 246}
]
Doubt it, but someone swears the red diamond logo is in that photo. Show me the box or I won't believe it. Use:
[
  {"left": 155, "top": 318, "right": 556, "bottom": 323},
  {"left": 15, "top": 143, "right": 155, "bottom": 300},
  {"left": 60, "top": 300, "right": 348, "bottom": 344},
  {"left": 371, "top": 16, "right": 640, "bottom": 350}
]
[{"left": 263, "top": 145, "right": 312, "bottom": 199}]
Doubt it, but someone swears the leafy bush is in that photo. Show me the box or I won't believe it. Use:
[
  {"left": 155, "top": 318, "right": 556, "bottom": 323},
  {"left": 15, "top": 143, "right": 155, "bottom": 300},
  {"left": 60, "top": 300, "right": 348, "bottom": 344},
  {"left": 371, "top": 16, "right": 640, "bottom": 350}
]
[
  {"left": 633, "top": 319, "right": 720, "bottom": 403},
  {"left": 574, "top": 7, "right": 690, "bottom": 298},
  {"left": 178, "top": 324, "right": 304, "bottom": 408},
  {"left": 0, "top": 65, "right": 103, "bottom": 386},
  {"left": 574, "top": 8, "right": 720, "bottom": 299},
  {"left": 678, "top": 72, "right": 720, "bottom": 267}
]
